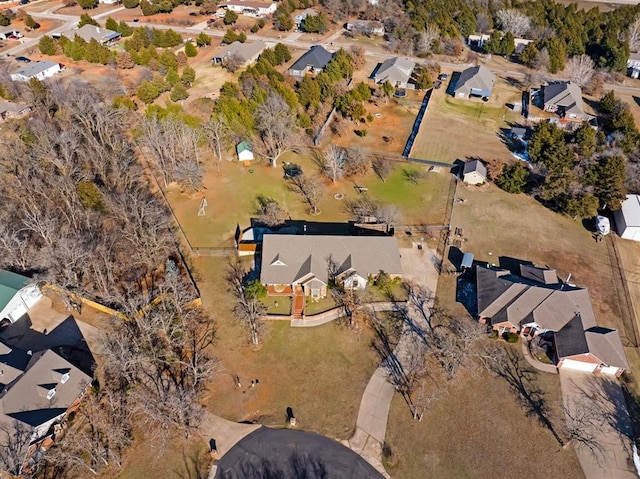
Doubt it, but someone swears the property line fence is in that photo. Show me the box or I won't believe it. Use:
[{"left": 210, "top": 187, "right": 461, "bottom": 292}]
[{"left": 402, "top": 88, "right": 433, "bottom": 157}]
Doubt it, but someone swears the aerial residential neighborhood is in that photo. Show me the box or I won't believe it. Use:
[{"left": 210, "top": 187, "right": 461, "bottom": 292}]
[{"left": 0, "top": 0, "right": 639, "bottom": 478}]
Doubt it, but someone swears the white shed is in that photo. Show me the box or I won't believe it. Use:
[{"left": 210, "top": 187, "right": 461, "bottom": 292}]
[
  {"left": 614, "top": 194, "right": 640, "bottom": 241},
  {"left": 236, "top": 141, "right": 254, "bottom": 165},
  {"left": 0, "top": 270, "right": 42, "bottom": 323},
  {"left": 462, "top": 159, "right": 487, "bottom": 185}
]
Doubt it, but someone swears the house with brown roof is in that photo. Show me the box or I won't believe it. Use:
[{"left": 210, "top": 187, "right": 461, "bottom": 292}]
[
  {"left": 476, "top": 264, "right": 629, "bottom": 376},
  {"left": 260, "top": 234, "right": 402, "bottom": 300}
]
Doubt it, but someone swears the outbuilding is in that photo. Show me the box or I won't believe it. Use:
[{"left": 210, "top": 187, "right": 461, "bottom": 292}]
[
  {"left": 0, "top": 270, "right": 42, "bottom": 324},
  {"left": 236, "top": 141, "right": 254, "bottom": 165},
  {"left": 462, "top": 159, "right": 487, "bottom": 185},
  {"left": 614, "top": 194, "right": 640, "bottom": 241},
  {"left": 10, "top": 61, "right": 61, "bottom": 82}
]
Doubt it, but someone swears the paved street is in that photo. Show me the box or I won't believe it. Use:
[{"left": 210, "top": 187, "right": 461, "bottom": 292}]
[{"left": 559, "top": 369, "right": 637, "bottom": 479}]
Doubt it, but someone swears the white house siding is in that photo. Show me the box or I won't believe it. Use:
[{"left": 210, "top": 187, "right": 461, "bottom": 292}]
[
  {"left": 238, "top": 150, "right": 254, "bottom": 162},
  {"left": 559, "top": 359, "right": 598, "bottom": 373},
  {"left": 0, "top": 285, "right": 42, "bottom": 322},
  {"left": 463, "top": 172, "right": 485, "bottom": 185},
  {"left": 343, "top": 274, "right": 367, "bottom": 290},
  {"left": 599, "top": 365, "right": 621, "bottom": 375}
]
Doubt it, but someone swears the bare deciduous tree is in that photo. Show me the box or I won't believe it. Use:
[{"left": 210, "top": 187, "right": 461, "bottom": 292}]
[
  {"left": 322, "top": 144, "right": 346, "bottom": 183},
  {"left": 497, "top": 9, "right": 532, "bottom": 37},
  {"left": 372, "top": 157, "right": 392, "bottom": 182},
  {"left": 226, "top": 259, "right": 266, "bottom": 345},
  {"left": 254, "top": 92, "right": 300, "bottom": 168},
  {"left": 628, "top": 15, "right": 640, "bottom": 52},
  {"left": 0, "top": 420, "right": 32, "bottom": 477},
  {"left": 416, "top": 23, "right": 439, "bottom": 55},
  {"left": 288, "top": 173, "right": 324, "bottom": 215},
  {"left": 533, "top": 47, "right": 551, "bottom": 73},
  {"left": 202, "top": 116, "right": 230, "bottom": 167},
  {"left": 255, "top": 195, "right": 288, "bottom": 227},
  {"left": 565, "top": 55, "right": 595, "bottom": 87}
]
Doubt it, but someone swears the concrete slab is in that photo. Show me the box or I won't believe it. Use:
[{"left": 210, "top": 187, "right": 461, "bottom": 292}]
[
  {"left": 559, "top": 369, "right": 637, "bottom": 479},
  {"left": 356, "top": 367, "right": 394, "bottom": 443}
]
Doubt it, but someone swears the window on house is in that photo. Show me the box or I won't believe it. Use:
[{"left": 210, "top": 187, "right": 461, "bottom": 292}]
[
  {"left": 61, "top": 372, "right": 70, "bottom": 384},
  {"left": 311, "top": 288, "right": 319, "bottom": 298},
  {"left": 47, "top": 388, "right": 56, "bottom": 400}
]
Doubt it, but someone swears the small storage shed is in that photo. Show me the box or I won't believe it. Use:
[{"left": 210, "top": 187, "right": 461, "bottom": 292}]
[
  {"left": 461, "top": 252, "right": 474, "bottom": 271},
  {"left": 614, "top": 194, "right": 640, "bottom": 241},
  {"left": 236, "top": 141, "right": 254, "bottom": 165},
  {"left": 0, "top": 270, "right": 42, "bottom": 323},
  {"left": 462, "top": 159, "right": 487, "bottom": 185}
]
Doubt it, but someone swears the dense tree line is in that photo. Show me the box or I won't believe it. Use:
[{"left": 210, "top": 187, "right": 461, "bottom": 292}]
[{"left": 497, "top": 92, "right": 639, "bottom": 218}]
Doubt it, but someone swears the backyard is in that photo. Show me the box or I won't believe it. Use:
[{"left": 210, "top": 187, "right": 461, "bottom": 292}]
[
  {"left": 165, "top": 150, "right": 455, "bottom": 248},
  {"left": 410, "top": 75, "right": 523, "bottom": 163},
  {"left": 384, "top": 345, "right": 583, "bottom": 479}
]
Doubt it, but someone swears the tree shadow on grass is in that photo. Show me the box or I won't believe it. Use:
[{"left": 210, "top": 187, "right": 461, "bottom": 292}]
[{"left": 489, "top": 347, "right": 565, "bottom": 446}]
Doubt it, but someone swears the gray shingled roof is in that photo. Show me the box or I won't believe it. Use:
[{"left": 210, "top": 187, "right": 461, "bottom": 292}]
[
  {"left": 543, "top": 82, "right": 585, "bottom": 116},
  {"left": 289, "top": 45, "right": 333, "bottom": 73},
  {"left": 260, "top": 235, "right": 402, "bottom": 286},
  {"left": 554, "top": 314, "right": 589, "bottom": 358},
  {"left": 12, "top": 61, "right": 59, "bottom": 79},
  {"left": 61, "top": 24, "right": 120, "bottom": 43},
  {"left": 463, "top": 159, "right": 487, "bottom": 178},
  {"left": 373, "top": 57, "right": 415, "bottom": 85},
  {"left": 215, "top": 40, "right": 266, "bottom": 62},
  {"left": 454, "top": 65, "right": 494, "bottom": 95},
  {"left": 585, "top": 327, "right": 630, "bottom": 369}
]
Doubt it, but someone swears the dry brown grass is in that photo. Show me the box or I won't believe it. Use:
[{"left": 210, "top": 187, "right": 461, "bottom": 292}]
[
  {"left": 384, "top": 346, "right": 583, "bottom": 479},
  {"left": 194, "top": 256, "right": 379, "bottom": 439},
  {"left": 449, "top": 184, "right": 622, "bottom": 330},
  {"left": 410, "top": 75, "right": 522, "bottom": 163}
]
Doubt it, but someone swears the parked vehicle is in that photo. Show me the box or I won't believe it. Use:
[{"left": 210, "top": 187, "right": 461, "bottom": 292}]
[
  {"left": 438, "top": 73, "right": 449, "bottom": 81},
  {"left": 15, "top": 56, "right": 30, "bottom": 63},
  {"left": 434, "top": 80, "right": 442, "bottom": 89}
]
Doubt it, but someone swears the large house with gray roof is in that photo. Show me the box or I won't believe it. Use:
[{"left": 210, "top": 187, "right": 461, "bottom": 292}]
[
  {"left": 59, "top": 24, "right": 121, "bottom": 44},
  {"left": 212, "top": 40, "right": 267, "bottom": 67},
  {"left": 453, "top": 65, "right": 495, "bottom": 99},
  {"left": 477, "top": 264, "right": 628, "bottom": 376},
  {"left": 260, "top": 235, "right": 402, "bottom": 300},
  {"left": 10, "top": 61, "right": 62, "bottom": 83},
  {"left": 288, "top": 45, "right": 333, "bottom": 79},
  {"left": 372, "top": 57, "right": 416, "bottom": 89},
  {"left": 542, "top": 81, "right": 590, "bottom": 121}
]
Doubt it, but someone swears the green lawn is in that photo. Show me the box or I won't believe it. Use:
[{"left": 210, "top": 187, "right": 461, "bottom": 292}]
[
  {"left": 305, "top": 295, "right": 338, "bottom": 315},
  {"left": 264, "top": 296, "right": 292, "bottom": 315}
]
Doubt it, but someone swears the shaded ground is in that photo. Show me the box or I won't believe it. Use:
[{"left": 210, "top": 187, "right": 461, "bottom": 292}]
[
  {"left": 384, "top": 346, "right": 583, "bottom": 479},
  {"left": 411, "top": 76, "right": 522, "bottom": 163},
  {"left": 215, "top": 427, "right": 383, "bottom": 479}
]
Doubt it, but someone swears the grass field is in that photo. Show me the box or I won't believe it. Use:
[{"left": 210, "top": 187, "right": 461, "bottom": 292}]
[
  {"left": 384, "top": 345, "right": 582, "bottom": 479},
  {"left": 166, "top": 151, "right": 454, "bottom": 248},
  {"left": 411, "top": 76, "right": 522, "bottom": 163},
  {"left": 448, "top": 184, "right": 622, "bottom": 330},
  {"left": 195, "top": 257, "right": 378, "bottom": 439}
]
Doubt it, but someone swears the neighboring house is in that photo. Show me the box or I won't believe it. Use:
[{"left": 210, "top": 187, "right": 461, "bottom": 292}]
[
  {"left": 10, "top": 61, "right": 62, "bottom": 82},
  {"left": 212, "top": 40, "right": 267, "bottom": 67},
  {"left": 260, "top": 234, "right": 402, "bottom": 300},
  {"left": 294, "top": 8, "right": 318, "bottom": 30},
  {"left": 477, "top": 264, "right": 629, "bottom": 376},
  {"left": 453, "top": 65, "right": 495, "bottom": 99},
  {"left": 466, "top": 33, "right": 490, "bottom": 48},
  {"left": 59, "top": 24, "right": 121, "bottom": 44},
  {"left": 218, "top": 0, "right": 277, "bottom": 16},
  {"left": 542, "top": 81, "right": 590, "bottom": 121},
  {"left": 0, "top": 270, "right": 42, "bottom": 325},
  {"left": 236, "top": 141, "right": 254, "bottom": 165},
  {"left": 372, "top": 57, "right": 416, "bottom": 89},
  {"left": 628, "top": 52, "right": 640, "bottom": 79},
  {"left": 0, "top": 347, "right": 91, "bottom": 445},
  {"left": 514, "top": 37, "right": 532, "bottom": 54},
  {"left": 0, "top": 28, "right": 22, "bottom": 40},
  {"left": 462, "top": 159, "right": 487, "bottom": 185},
  {"left": 0, "top": 101, "right": 31, "bottom": 122},
  {"left": 346, "top": 20, "right": 385, "bottom": 36},
  {"left": 288, "top": 45, "right": 333, "bottom": 79},
  {"left": 614, "top": 194, "right": 640, "bottom": 241}
]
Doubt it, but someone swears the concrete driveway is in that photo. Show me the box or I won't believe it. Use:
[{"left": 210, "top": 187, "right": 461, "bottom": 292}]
[{"left": 559, "top": 369, "right": 637, "bottom": 479}]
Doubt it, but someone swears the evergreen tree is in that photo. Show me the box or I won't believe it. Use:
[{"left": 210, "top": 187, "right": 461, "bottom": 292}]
[
  {"left": 274, "top": 43, "right": 291, "bottom": 64},
  {"left": 496, "top": 162, "right": 529, "bottom": 193},
  {"left": 181, "top": 65, "right": 196, "bottom": 86},
  {"left": 196, "top": 32, "right": 211, "bottom": 46},
  {"left": 78, "top": 13, "right": 98, "bottom": 28},
  {"left": 184, "top": 41, "right": 197, "bottom": 58},
  {"left": 224, "top": 10, "right": 238, "bottom": 25},
  {"left": 105, "top": 16, "right": 119, "bottom": 32},
  {"left": 528, "top": 122, "right": 572, "bottom": 171},
  {"left": 222, "top": 29, "right": 238, "bottom": 44},
  {"left": 136, "top": 80, "right": 160, "bottom": 104},
  {"left": 170, "top": 83, "right": 189, "bottom": 101},
  {"left": 38, "top": 35, "right": 56, "bottom": 55}
]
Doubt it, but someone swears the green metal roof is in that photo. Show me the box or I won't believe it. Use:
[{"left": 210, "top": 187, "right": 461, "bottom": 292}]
[
  {"left": 0, "top": 270, "right": 30, "bottom": 310},
  {"left": 236, "top": 141, "right": 253, "bottom": 154}
]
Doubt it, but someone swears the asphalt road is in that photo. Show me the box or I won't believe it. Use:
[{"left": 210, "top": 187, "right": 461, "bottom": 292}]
[{"left": 214, "top": 426, "right": 384, "bottom": 479}]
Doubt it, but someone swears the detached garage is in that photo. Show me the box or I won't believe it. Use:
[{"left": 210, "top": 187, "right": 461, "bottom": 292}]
[
  {"left": 0, "top": 270, "right": 42, "bottom": 323},
  {"left": 614, "top": 194, "right": 640, "bottom": 241}
]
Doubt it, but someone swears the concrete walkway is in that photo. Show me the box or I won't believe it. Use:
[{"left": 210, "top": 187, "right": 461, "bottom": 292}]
[
  {"left": 521, "top": 338, "right": 557, "bottom": 374},
  {"left": 346, "top": 245, "right": 440, "bottom": 477},
  {"left": 559, "top": 369, "right": 637, "bottom": 479}
]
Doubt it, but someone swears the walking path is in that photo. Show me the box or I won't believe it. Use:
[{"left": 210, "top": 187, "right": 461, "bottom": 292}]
[
  {"left": 345, "top": 245, "right": 440, "bottom": 477},
  {"left": 559, "top": 370, "right": 637, "bottom": 479},
  {"left": 521, "top": 338, "right": 557, "bottom": 374}
]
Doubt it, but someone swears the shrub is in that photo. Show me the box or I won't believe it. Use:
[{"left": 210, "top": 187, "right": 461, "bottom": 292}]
[
  {"left": 76, "top": 181, "right": 105, "bottom": 211},
  {"left": 223, "top": 9, "right": 237, "bottom": 25},
  {"left": 503, "top": 332, "right": 519, "bottom": 343},
  {"left": 496, "top": 162, "right": 529, "bottom": 194},
  {"left": 170, "top": 83, "right": 189, "bottom": 102},
  {"left": 355, "top": 129, "right": 368, "bottom": 137},
  {"left": 245, "top": 279, "right": 267, "bottom": 299},
  {"left": 38, "top": 36, "right": 56, "bottom": 55},
  {"left": 251, "top": 23, "right": 259, "bottom": 33},
  {"left": 184, "top": 41, "right": 197, "bottom": 57},
  {"left": 112, "top": 96, "right": 137, "bottom": 110},
  {"left": 122, "top": 0, "right": 139, "bottom": 8}
]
